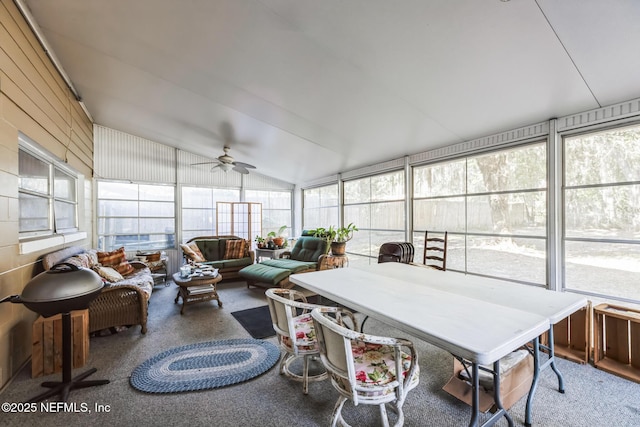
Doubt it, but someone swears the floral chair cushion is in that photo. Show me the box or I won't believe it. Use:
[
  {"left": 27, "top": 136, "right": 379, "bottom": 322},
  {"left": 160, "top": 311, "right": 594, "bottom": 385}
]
[
  {"left": 331, "top": 341, "right": 419, "bottom": 398},
  {"left": 280, "top": 313, "right": 318, "bottom": 352}
]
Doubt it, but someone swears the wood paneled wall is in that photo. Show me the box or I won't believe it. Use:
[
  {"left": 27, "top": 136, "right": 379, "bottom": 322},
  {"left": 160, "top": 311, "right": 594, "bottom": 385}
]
[{"left": 0, "top": 0, "right": 93, "bottom": 388}]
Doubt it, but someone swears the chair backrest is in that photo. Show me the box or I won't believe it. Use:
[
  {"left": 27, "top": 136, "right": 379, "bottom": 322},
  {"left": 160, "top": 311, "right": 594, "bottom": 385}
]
[
  {"left": 378, "top": 242, "right": 415, "bottom": 264},
  {"left": 423, "top": 231, "right": 447, "bottom": 271},
  {"left": 266, "top": 289, "right": 356, "bottom": 356},
  {"left": 265, "top": 288, "right": 299, "bottom": 341},
  {"left": 311, "top": 307, "right": 358, "bottom": 400},
  {"left": 289, "top": 236, "right": 328, "bottom": 262},
  {"left": 311, "top": 307, "right": 417, "bottom": 406}
]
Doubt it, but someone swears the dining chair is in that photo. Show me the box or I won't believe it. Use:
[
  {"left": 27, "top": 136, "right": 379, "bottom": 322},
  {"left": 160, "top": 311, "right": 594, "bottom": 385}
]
[
  {"left": 377, "top": 242, "right": 415, "bottom": 264},
  {"left": 265, "top": 288, "right": 357, "bottom": 394},
  {"left": 359, "top": 242, "right": 416, "bottom": 333},
  {"left": 423, "top": 231, "right": 448, "bottom": 271},
  {"left": 311, "top": 307, "right": 420, "bottom": 427}
]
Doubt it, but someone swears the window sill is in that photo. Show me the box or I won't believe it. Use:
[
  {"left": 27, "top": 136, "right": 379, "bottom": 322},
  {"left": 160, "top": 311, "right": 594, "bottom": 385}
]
[{"left": 19, "top": 232, "right": 88, "bottom": 255}]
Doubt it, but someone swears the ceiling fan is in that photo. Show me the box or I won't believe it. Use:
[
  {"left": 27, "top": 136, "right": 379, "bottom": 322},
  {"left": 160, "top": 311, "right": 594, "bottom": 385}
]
[{"left": 191, "top": 146, "right": 256, "bottom": 174}]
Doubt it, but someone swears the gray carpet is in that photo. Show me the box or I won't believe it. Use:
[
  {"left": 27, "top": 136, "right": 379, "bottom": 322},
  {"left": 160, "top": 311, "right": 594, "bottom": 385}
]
[{"left": 1, "top": 280, "right": 639, "bottom": 426}]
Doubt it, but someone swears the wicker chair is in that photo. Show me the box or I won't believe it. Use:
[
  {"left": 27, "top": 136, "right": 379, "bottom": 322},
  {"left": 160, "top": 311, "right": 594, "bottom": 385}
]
[
  {"left": 265, "top": 288, "right": 357, "bottom": 394},
  {"left": 311, "top": 307, "right": 420, "bottom": 427},
  {"left": 42, "top": 246, "right": 151, "bottom": 334}
]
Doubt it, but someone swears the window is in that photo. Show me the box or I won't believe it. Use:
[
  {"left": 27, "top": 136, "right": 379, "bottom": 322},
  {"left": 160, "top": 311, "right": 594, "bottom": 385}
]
[
  {"left": 245, "top": 190, "right": 291, "bottom": 237},
  {"left": 564, "top": 124, "right": 640, "bottom": 304},
  {"left": 19, "top": 136, "right": 78, "bottom": 238},
  {"left": 216, "top": 202, "right": 261, "bottom": 240},
  {"left": 181, "top": 186, "right": 240, "bottom": 241},
  {"left": 97, "top": 181, "right": 175, "bottom": 251},
  {"left": 344, "top": 171, "right": 406, "bottom": 264},
  {"left": 413, "top": 142, "right": 547, "bottom": 284},
  {"left": 303, "top": 184, "right": 339, "bottom": 230}
]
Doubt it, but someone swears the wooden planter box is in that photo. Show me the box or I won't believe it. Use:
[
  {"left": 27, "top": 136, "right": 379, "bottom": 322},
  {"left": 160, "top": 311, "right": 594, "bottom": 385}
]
[
  {"left": 31, "top": 309, "right": 89, "bottom": 378},
  {"left": 593, "top": 303, "right": 640, "bottom": 383},
  {"left": 547, "top": 304, "right": 591, "bottom": 364}
]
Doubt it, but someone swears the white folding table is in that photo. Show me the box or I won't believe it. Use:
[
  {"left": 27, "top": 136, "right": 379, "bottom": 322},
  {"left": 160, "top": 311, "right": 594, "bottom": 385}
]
[
  {"left": 290, "top": 267, "right": 551, "bottom": 427},
  {"left": 358, "top": 262, "right": 589, "bottom": 426}
]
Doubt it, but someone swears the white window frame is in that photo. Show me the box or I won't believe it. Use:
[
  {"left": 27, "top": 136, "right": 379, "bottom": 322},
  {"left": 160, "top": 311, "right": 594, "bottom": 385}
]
[{"left": 18, "top": 133, "right": 79, "bottom": 240}]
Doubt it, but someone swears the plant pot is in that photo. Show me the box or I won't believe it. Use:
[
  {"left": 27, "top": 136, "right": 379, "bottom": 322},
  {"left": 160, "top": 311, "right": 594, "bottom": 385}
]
[
  {"left": 330, "top": 241, "right": 346, "bottom": 256},
  {"left": 273, "top": 237, "right": 284, "bottom": 247}
]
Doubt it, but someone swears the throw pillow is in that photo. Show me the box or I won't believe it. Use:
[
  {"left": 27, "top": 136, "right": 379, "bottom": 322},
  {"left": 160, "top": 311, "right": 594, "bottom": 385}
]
[
  {"left": 97, "top": 247, "right": 126, "bottom": 266},
  {"left": 114, "top": 260, "right": 135, "bottom": 276},
  {"left": 224, "top": 239, "right": 246, "bottom": 260},
  {"left": 97, "top": 247, "right": 135, "bottom": 276},
  {"left": 180, "top": 242, "right": 205, "bottom": 263},
  {"left": 243, "top": 239, "right": 251, "bottom": 258},
  {"left": 94, "top": 266, "right": 124, "bottom": 283}
]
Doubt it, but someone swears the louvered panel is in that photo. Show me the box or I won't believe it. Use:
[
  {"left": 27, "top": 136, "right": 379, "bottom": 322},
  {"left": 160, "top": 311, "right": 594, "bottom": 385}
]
[
  {"left": 94, "top": 125, "right": 176, "bottom": 183},
  {"left": 164, "top": 249, "right": 179, "bottom": 276},
  {"left": 302, "top": 174, "right": 340, "bottom": 189},
  {"left": 410, "top": 122, "right": 549, "bottom": 166},
  {"left": 341, "top": 158, "right": 405, "bottom": 181},
  {"left": 557, "top": 98, "right": 640, "bottom": 132}
]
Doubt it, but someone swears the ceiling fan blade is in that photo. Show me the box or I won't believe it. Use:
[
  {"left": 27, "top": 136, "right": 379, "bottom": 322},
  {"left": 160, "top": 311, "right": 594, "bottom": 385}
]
[
  {"left": 233, "top": 164, "right": 250, "bottom": 174},
  {"left": 191, "top": 160, "right": 221, "bottom": 166},
  {"left": 233, "top": 161, "right": 256, "bottom": 169}
]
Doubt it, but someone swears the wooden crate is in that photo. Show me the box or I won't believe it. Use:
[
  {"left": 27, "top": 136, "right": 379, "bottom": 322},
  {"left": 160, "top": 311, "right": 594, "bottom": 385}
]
[
  {"left": 31, "top": 309, "right": 89, "bottom": 378},
  {"left": 593, "top": 303, "right": 640, "bottom": 383},
  {"left": 550, "top": 304, "right": 591, "bottom": 364}
]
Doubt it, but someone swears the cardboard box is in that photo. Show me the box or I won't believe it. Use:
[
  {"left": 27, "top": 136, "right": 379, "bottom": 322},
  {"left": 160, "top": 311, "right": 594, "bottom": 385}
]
[
  {"left": 31, "top": 309, "right": 89, "bottom": 378},
  {"left": 442, "top": 349, "right": 534, "bottom": 413}
]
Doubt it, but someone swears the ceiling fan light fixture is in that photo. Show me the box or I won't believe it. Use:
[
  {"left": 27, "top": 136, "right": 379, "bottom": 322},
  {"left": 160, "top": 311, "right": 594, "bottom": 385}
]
[{"left": 219, "top": 163, "right": 233, "bottom": 172}]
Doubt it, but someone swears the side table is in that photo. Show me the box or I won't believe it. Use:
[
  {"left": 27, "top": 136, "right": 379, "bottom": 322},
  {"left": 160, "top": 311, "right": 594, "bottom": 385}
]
[
  {"left": 172, "top": 272, "right": 223, "bottom": 314},
  {"left": 32, "top": 309, "right": 89, "bottom": 378},
  {"left": 255, "top": 248, "right": 286, "bottom": 262},
  {"left": 135, "top": 252, "right": 168, "bottom": 286}
]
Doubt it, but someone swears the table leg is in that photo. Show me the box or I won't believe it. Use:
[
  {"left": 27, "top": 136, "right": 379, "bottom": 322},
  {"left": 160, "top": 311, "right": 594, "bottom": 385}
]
[
  {"left": 525, "top": 336, "right": 542, "bottom": 427},
  {"left": 525, "top": 328, "right": 566, "bottom": 426},
  {"left": 469, "top": 362, "right": 479, "bottom": 427},
  {"left": 465, "top": 359, "right": 513, "bottom": 427},
  {"left": 546, "top": 327, "right": 565, "bottom": 393}
]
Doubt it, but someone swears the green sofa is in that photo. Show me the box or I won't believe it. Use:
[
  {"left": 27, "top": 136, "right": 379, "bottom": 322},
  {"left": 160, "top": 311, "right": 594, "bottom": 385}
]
[
  {"left": 181, "top": 235, "right": 255, "bottom": 281},
  {"left": 238, "top": 235, "right": 329, "bottom": 288}
]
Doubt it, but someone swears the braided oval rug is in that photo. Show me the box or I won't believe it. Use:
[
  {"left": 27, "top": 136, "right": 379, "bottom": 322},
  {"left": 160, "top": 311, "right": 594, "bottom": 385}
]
[{"left": 130, "top": 338, "right": 280, "bottom": 393}]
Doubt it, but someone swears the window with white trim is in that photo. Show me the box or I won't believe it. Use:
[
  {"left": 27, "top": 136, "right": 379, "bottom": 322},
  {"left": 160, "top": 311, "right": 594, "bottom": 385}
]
[
  {"left": 97, "top": 181, "right": 175, "bottom": 251},
  {"left": 245, "top": 189, "right": 292, "bottom": 238},
  {"left": 564, "top": 124, "right": 640, "bottom": 304},
  {"left": 19, "top": 135, "right": 78, "bottom": 238},
  {"left": 303, "top": 184, "right": 339, "bottom": 230},
  {"left": 413, "top": 142, "right": 547, "bottom": 284},
  {"left": 181, "top": 186, "right": 240, "bottom": 241},
  {"left": 344, "top": 171, "right": 406, "bottom": 265}
]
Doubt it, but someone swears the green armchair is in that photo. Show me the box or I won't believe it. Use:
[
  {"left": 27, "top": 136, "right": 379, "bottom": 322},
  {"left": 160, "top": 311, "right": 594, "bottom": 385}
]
[{"left": 238, "top": 235, "right": 329, "bottom": 289}]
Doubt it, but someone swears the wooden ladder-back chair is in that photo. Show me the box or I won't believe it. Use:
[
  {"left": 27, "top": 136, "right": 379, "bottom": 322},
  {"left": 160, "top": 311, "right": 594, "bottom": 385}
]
[
  {"left": 423, "top": 231, "right": 448, "bottom": 271},
  {"left": 311, "top": 307, "right": 420, "bottom": 427},
  {"left": 265, "top": 288, "right": 357, "bottom": 395}
]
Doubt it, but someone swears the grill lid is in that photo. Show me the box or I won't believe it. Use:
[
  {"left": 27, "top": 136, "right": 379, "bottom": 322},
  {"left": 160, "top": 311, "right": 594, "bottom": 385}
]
[{"left": 21, "top": 263, "right": 103, "bottom": 303}]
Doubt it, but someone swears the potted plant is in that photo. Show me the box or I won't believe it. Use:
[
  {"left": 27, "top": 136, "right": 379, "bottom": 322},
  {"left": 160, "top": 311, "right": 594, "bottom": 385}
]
[
  {"left": 310, "top": 223, "right": 358, "bottom": 256},
  {"left": 267, "top": 225, "right": 288, "bottom": 248},
  {"left": 255, "top": 235, "right": 267, "bottom": 249}
]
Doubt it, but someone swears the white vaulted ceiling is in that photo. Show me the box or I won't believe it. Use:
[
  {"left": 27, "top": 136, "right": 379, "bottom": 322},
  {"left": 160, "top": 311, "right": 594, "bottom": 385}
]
[{"left": 21, "top": 0, "right": 640, "bottom": 184}]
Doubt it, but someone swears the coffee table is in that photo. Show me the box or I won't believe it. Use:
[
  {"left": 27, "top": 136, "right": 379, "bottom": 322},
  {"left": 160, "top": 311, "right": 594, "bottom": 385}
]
[{"left": 172, "top": 272, "right": 223, "bottom": 314}]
